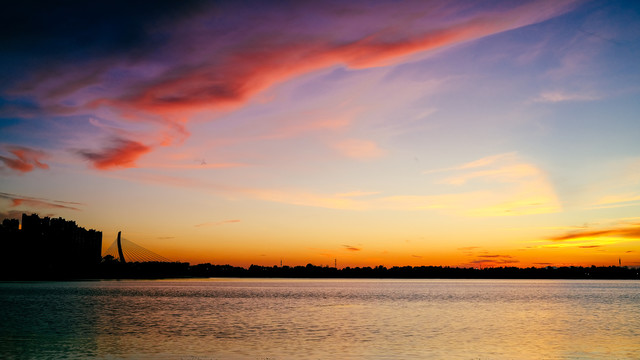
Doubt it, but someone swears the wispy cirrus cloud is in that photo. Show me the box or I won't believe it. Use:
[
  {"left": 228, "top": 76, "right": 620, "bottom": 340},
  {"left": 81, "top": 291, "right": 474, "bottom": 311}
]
[
  {"left": 533, "top": 90, "right": 600, "bottom": 103},
  {"left": 548, "top": 225, "right": 640, "bottom": 241},
  {"left": 532, "top": 219, "right": 640, "bottom": 250},
  {"left": 89, "top": 149, "right": 561, "bottom": 218},
  {"left": 95, "top": 1, "right": 578, "bottom": 116},
  {"left": 422, "top": 152, "right": 561, "bottom": 216},
  {"left": 594, "top": 193, "right": 640, "bottom": 207},
  {"left": 581, "top": 158, "right": 640, "bottom": 210},
  {"left": 0, "top": 146, "right": 49, "bottom": 173},
  {"left": 1, "top": 0, "right": 580, "bottom": 171},
  {"left": 0, "top": 192, "right": 83, "bottom": 212},
  {"left": 423, "top": 152, "right": 515, "bottom": 175},
  {"left": 232, "top": 152, "right": 559, "bottom": 216}
]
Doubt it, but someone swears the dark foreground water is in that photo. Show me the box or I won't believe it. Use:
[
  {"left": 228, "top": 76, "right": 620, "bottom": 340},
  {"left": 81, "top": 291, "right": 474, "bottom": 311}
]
[{"left": 1, "top": 279, "right": 639, "bottom": 359}]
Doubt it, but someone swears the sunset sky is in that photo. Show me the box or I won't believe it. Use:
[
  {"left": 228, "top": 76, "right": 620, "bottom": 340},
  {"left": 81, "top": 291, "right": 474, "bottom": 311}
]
[{"left": 1, "top": 0, "right": 640, "bottom": 268}]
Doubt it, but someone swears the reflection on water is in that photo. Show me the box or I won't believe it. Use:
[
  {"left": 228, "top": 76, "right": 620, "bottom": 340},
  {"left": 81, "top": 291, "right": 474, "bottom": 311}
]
[{"left": 1, "top": 279, "right": 639, "bottom": 359}]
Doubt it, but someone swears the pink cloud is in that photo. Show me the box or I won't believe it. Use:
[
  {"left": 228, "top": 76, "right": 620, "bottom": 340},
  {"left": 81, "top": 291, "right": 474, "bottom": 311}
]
[
  {"left": 0, "top": 146, "right": 49, "bottom": 173},
  {"left": 4, "top": 1, "right": 580, "bottom": 171},
  {"left": 101, "top": 1, "right": 578, "bottom": 118},
  {"left": 77, "top": 137, "right": 151, "bottom": 170}
]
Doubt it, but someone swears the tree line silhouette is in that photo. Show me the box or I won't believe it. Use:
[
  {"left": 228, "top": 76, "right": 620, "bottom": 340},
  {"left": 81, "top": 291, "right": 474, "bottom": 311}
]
[
  {"left": 79, "top": 257, "right": 640, "bottom": 280},
  {"left": 1, "top": 255, "right": 637, "bottom": 280}
]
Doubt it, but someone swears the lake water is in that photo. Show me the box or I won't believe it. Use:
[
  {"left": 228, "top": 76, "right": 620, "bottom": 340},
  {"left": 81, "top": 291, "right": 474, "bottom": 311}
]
[{"left": 1, "top": 279, "right": 639, "bottom": 359}]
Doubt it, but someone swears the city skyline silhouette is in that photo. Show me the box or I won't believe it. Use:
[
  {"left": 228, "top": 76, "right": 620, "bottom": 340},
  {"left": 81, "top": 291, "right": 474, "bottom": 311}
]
[{"left": 1, "top": 213, "right": 637, "bottom": 280}]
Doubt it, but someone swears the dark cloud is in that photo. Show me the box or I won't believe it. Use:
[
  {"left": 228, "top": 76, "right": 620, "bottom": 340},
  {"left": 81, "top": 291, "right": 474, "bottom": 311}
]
[
  {"left": 343, "top": 245, "right": 361, "bottom": 251},
  {"left": 77, "top": 137, "right": 150, "bottom": 170},
  {"left": 578, "top": 245, "right": 601, "bottom": 248},
  {"left": 470, "top": 254, "right": 519, "bottom": 265},
  {"left": 470, "top": 259, "right": 520, "bottom": 265}
]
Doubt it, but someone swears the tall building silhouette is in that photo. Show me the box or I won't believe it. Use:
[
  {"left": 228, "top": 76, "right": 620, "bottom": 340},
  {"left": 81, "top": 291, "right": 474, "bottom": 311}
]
[{"left": 0, "top": 213, "right": 102, "bottom": 278}]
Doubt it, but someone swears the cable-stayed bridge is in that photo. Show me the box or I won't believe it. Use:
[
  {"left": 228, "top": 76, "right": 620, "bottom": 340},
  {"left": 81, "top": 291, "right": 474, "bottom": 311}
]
[{"left": 103, "top": 231, "right": 171, "bottom": 263}]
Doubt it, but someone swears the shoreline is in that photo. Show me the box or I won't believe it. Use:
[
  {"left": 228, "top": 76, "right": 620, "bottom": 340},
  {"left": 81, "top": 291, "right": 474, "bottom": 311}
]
[{"left": 2, "top": 263, "right": 639, "bottom": 281}]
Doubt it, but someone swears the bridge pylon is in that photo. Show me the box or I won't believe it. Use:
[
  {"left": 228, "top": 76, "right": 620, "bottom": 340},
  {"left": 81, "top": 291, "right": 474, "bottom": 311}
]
[
  {"left": 103, "top": 232, "right": 172, "bottom": 263},
  {"left": 117, "top": 231, "right": 126, "bottom": 264}
]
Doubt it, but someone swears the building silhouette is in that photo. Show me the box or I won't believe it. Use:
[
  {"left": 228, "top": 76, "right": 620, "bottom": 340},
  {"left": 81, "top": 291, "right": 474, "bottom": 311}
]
[
  {"left": 0, "top": 213, "right": 102, "bottom": 278},
  {"left": 2, "top": 218, "right": 19, "bottom": 231}
]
